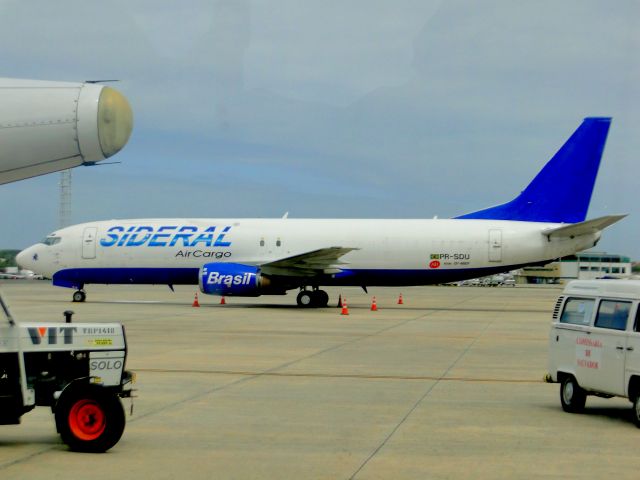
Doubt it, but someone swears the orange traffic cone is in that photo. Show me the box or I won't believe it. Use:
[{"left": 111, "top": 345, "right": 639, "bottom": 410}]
[
  {"left": 341, "top": 298, "right": 349, "bottom": 315},
  {"left": 192, "top": 292, "right": 200, "bottom": 307},
  {"left": 220, "top": 296, "right": 226, "bottom": 305},
  {"left": 371, "top": 296, "right": 378, "bottom": 311},
  {"left": 397, "top": 293, "right": 404, "bottom": 305}
]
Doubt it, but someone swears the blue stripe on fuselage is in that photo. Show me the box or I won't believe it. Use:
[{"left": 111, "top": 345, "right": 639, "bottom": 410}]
[
  {"left": 51, "top": 263, "right": 548, "bottom": 290},
  {"left": 52, "top": 268, "right": 200, "bottom": 289}
]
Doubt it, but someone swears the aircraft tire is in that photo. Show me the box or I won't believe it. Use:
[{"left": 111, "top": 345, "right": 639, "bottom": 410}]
[
  {"left": 314, "top": 290, "right": 329, "bottom": 307},
  {"left": 296, "top": 290, "right": 314, "bottom": 308},
  {"left": 72, "top": 291, "right": 86, "bottom": 303}
]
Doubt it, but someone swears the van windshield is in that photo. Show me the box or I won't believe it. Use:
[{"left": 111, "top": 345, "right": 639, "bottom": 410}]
[{"left": 560, "top": 298, "right": 594, "bottom": 326}]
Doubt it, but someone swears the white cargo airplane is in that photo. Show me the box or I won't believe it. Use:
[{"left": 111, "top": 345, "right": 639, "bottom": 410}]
[
  {"left": 17, "top": 117, "right": 625, "bottom": 307},
  {"left": 0, "top": 77, "right": 133, "bottom": 185}
]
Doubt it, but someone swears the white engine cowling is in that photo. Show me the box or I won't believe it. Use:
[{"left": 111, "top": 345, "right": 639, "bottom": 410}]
[{"left": 0, "top": 77, "right": 133, "bottom": 184}]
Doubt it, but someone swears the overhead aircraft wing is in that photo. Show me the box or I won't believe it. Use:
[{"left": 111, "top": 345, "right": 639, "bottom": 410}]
[
  {"left": 259, "top": 247, "right": 358, "bottom": 277},
  {"left": 0, "top": 78, "right": 133, "bottom": 185},
  {"left": 542, "top": 214, "right": 627, "bottom": 239}
]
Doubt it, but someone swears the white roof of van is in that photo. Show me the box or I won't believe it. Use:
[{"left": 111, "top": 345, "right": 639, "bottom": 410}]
[{"left": 563, "top": 280, "right": 640, "bottom": 299}]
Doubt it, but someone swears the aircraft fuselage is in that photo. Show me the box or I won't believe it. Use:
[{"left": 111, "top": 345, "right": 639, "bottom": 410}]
[{"left": 18, "top": 218, "right": 597, "bottom": 289}]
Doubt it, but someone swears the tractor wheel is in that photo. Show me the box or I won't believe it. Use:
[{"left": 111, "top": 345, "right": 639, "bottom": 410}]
[{"left": 55, "top": 387, "right": 125, "bottom": 452}]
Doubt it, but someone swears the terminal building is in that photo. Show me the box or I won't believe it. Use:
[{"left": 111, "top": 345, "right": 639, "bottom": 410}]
[{"left": 514, "top": 252, "right": 633, "bottom": 284}]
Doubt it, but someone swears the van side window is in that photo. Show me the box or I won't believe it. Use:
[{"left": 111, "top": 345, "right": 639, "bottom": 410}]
[
  {"left": 634, "top": 305, "right": 640, "bottom": 333},
  {"left": 595, "top": 300, "right": 631, "bottom": 331},
  {"left": 560, "top": 298, "right": 594, "bottom": 326}
]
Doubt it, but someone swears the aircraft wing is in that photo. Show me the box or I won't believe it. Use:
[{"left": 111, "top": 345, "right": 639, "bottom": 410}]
[
  {"left": 259, "top": 247, "right": 358, "bottom": 277},
  {"left": 542, "top": 214, "right": 627, "bottom": 239},
  {"left": 0, "top": 78, "right": 132, "bottom": 185}
]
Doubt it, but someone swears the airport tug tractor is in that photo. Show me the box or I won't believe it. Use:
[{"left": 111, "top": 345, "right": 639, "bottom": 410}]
[{"left": 0, "top": 292, "right": 134, "bottom": 452}]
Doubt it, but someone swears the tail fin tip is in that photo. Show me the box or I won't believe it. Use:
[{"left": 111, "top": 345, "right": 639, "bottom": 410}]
[{"left": 456, "top": 117, "right": 612, "bottom": 223}]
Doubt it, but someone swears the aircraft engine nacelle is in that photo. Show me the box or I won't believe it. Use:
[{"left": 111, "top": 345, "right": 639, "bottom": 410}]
[
  {"left": 199, "top": 263, "right": 272, "bottom": 297},
  {"left": 0, "top": 77, "right": 133, "bottom": 185}
]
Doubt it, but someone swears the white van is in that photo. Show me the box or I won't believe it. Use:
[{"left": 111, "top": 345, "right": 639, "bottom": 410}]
[{"left": 547, "top": 279, "right": 640, "bottom": 426}]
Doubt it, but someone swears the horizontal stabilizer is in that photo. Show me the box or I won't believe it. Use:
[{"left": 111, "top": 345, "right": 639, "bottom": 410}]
[{"left": 542, "top": 215, "right": 627, "bottom": 239}]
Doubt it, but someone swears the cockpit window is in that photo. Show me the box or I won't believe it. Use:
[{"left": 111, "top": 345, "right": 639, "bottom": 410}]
[{"left": 41, "top": 236, "right": 61, "bottom": 246}]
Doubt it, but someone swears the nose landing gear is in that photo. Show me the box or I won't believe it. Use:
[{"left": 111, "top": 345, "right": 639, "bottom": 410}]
[{"left": 72, "top": 290, "right": 86, "bottom": 303}]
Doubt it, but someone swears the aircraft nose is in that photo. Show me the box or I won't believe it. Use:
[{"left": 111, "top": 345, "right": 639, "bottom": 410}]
[{"left": 16, "top": 246, "right": 34, "bottom": 270}]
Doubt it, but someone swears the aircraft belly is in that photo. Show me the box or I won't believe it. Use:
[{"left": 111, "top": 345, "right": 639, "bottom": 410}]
[{"left": 52, "top": 267, "right": 199, "bottom": 288}]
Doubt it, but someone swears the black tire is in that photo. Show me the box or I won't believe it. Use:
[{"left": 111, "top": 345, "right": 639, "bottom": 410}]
[
  {"left": 632, "top": 395, "right": 640, "bottom": 428},
  {"left": 55, "top": 387, "right": 125, "bottom": 452},
  {"left": 296, "top": 291, "right": 314, "bottom": 308},
  {"left": 560, "top": 376, "right": 586, "bottom": 413},
  {"left": 315, "top": 290, "right": 329, "bottom": 308},
  {"left": 72, "top": 291, "right": 86, "bottom": 303}
]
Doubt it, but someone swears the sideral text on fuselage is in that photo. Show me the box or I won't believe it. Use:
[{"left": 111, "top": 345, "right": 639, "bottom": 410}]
[{"left": 99, "top": 225, "right": 233, "bottom": 248}]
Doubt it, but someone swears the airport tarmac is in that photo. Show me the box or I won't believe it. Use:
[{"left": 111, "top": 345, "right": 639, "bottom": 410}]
[{"left": 1, "top": 281, "right": 639, "bottom": 479}]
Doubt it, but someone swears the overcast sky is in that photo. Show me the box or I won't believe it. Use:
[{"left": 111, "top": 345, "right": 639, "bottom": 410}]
[{"left": 1, "top": 1, "right": 638, "bottom": 258}]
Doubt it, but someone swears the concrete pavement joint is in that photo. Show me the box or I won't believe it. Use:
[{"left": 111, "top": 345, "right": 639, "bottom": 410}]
[
  {"left": 134, "top": 368, "right": 541, "bottom": 383},
  {"left": 0, "top": 445, "right": 57, "bottom": 471},
  {"left": 128, "top": 298, "right": 473, "bottom": 425},
  {"left": 0, "top": 290, "right": 486, "bottom": 472},
  {"left": 349, "top": 303, "right": 495, "bottom": 480}
]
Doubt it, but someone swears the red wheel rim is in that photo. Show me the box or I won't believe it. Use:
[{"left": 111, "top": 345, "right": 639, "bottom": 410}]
[{"left": 68, "top": 399, "right": 106, "bottom": 441}]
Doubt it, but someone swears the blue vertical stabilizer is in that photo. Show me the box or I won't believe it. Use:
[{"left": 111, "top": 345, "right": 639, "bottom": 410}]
[{"left": 456, "top": 117, "right": 611, "bottom": 223}]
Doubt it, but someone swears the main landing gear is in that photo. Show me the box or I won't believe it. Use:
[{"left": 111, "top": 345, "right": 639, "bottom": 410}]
[
  {"left": 72, "top": 290, "right": 86, "bottom": 303},
  {"left": 296, "top": 288, "right": 329, "bottom": 308}
]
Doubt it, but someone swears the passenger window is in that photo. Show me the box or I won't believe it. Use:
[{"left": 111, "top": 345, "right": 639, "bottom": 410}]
[
  {"left": 595, "top": 300, "right": 631, "bottom": 331},
  {"left": 634, "top": 305, "right": 640, "bottom": 333},
  {"left": 560, "top": 298, "right": 594, "bottom": 326}
]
